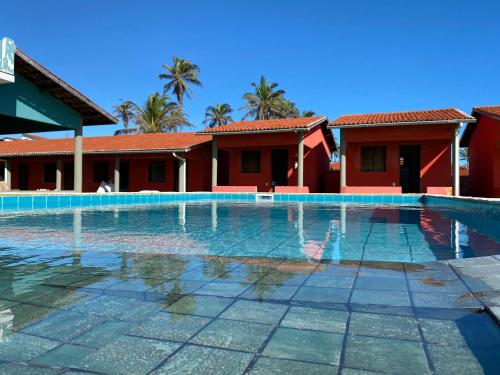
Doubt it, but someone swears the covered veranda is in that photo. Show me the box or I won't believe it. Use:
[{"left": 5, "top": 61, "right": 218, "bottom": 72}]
[{"left": 0, "top": 37, "right": 116, "bottom": 193}]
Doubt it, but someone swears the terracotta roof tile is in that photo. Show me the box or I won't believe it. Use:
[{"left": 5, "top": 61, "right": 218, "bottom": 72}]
[
  {"left": 199, "top": 116, "right": 327, "bottom": 134},
  {"left": 330, "top": 108, "right": 474, "bottom": 127},
  {"left": 473, "top": 105, "right": 500, "bottom": 119},
  {"left": 0, "top": 132, "right": 211, "bottom": 157}
]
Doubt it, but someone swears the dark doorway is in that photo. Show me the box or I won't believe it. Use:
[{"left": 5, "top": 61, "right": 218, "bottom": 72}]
[
  {"left": 63, "top": 163, "right": 74, "bottom": 190},
  {"left": 218, "top": 149, "right": 229, "bottom": 186},
  {"left": 400, "top": 146, "right": 421, "bottom": 193},
  {"left": 18, "top": 164, "right": 29, "bottom": 190},
  {"left": 271, "top": 149, "right": 289, "bottom": 189},
  {"left": 119, "top": 161, "right": 129, "bottom": 192},
  {"left": 173, "top": 159, "right": 179, "bottom": 192}
]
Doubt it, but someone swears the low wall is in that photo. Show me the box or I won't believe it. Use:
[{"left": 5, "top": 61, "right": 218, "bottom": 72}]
[
  {"left": 341, "top": 186, "right": 402, "bottom": 194},
  {"left": 212, "top": 186, "right": 257, "bottom": 193},
  {"left": 274, "top": 186, "right": 310, "bottom": 193}
]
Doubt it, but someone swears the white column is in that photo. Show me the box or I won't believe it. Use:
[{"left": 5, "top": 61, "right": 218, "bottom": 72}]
[
  {"left": 297, "top": 132, "right": 305, "bottom": 187},
  {"left": 5, "top": 160, "right": 11, "bottom": 190},
  {"left": 211, "top": 136, "right": 218, "bottom": 188},
  {"left": 452, "top": 123, "right": 462, "bottom": 196},
  {"left": 74, "top": 127, "right": 83, "bottom": 193},
  {"left": 56, "top": 159, "right": 62, "bottom": 191},
  {"left": 179, "top": 158, "right": 186, "bottom": 193},
  {"left": 114, "top": 157, "right": 120, "bottom": 192},
  {"left": 340, "top": 128, "right": 346, "bottom": 190}
]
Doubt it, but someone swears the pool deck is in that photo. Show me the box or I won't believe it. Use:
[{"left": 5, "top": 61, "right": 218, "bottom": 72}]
[{"left": 446, "top": 255, "right": 500, "bottom": 322}]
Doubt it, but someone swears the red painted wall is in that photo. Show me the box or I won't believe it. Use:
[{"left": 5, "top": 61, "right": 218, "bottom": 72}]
[
  {"left": 9, "top": 143, "right": 212, "bottom": 192},
  {"left": 343, "top": 125, "right": 454, "bottom": 193},
  {"left": 467, "top": 115, "right": 500, "bottom": 197},
  {"left": 215, "top": 125, "right": 333, "bottom": 193}
]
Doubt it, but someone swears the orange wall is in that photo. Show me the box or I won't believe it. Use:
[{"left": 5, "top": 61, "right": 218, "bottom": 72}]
[
  {"left": 467, "top": 115, "right": 500, "bottom": 197},
  {"left": 9, "top": 144, "right": 212, "bottom": 192},
  {"left": 343, "top": 124, "right": 454, "bottom": 192},
  {"left": 216, "top": 126, "right": 333, "bottom": 193}
]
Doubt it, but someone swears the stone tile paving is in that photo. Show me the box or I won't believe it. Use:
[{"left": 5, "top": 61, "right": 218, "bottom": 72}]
[{"left": 0, "top": 254, "right": 499, "bottom": 374}]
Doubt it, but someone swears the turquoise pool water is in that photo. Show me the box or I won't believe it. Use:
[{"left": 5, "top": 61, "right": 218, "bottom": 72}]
[{"left": 0, "top": 201, "right": 499, "bottom": 374}]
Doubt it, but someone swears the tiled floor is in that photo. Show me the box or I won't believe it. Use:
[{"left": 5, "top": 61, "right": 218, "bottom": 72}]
[{"left": 0, "top": 253, "right": 499, "bottom": 374}]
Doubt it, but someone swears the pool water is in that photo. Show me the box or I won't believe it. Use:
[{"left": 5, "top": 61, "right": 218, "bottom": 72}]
[{"left": 0, "top": 202, "right": 499, "bottom": 374}]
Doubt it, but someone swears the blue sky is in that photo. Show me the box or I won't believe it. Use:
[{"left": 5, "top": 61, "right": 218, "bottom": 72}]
[{"left": 4, "top": 0, "right": 500, "bottom": 138}]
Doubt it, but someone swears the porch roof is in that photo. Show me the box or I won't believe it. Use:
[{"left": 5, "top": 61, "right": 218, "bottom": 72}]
[
  {"left": 14, "top": 49, "right": 117, "bottom": 126},
  {"left": 329, "top": 108, "right": 475, "bottom": 128},
  {"left": 198, "top": 116, "right": 328, "bottom": 134},
  {"left": 461, "top": 105, "right": 500, "bottom": 147},
  {"left": 0, "top": 132, "right": 211, "bottom": 157}
]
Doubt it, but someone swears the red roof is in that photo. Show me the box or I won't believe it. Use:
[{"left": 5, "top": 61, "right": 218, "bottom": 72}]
[
  {"left": 0, "top": 132, "right": 211, "bottom": 157},
  {"left": 199, "top": 116, "right": 327, "bottom": 134},
  {"left": 330, "top": 108, "right": 474, "bottom": 127},
  {"left": 473, "top": 105, "right": 500, "bottom": 120}
]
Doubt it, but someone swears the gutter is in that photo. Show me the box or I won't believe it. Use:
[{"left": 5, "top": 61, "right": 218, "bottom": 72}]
[
  {"left": 0, "top": 148, "right": 194, "bottom": 158},
  {"left": 328, "top": 119, "right": 476, "bottom": 129}
]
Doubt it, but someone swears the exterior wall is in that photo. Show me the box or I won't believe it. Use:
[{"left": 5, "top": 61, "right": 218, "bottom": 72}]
[
  {"left": 216, "top": 126, "right": 332, "bottom": 193},
  {"left": 467, "top": 115, "right": 500, "bottom": 198},
  {"left": 342, "top": 125, "right": 454, "bottom": 193},
  {"left": 8, "top": 144, "right": 212, "bottom": 192}
]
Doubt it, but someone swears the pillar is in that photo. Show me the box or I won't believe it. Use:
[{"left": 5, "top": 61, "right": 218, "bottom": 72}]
[
  {"left": 56, "top": 159, "right": 62, "bottom": 191},
  {"left": 74, "top": 127, "right": 83, "bottom": 193},
  {"left": 297, "top": 132, "right": 304, "bottom": 187},
  {"left": 452, "top": 123, "right": 461, "bottom": 196},
  {"left": 5, "top": 160, "right": 11, "bottom": 190},
  {"left": 178, "top": 158, "right": 186, "bottom": 193},
  {"left": 211, "top": 136, "right": 218, "bottom": 188},
  {"left": 114, "top": 157, "right": 120, "bottom": 192},
  {"left": 340, "top": 128, "right": 346, "bottom": 190}
]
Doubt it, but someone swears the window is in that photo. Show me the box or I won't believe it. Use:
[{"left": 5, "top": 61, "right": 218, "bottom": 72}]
[
  {"left": 149, "top": 161, "right": 166, "bottom": 183},
  {"left": 93, "top": 162, "right": 109, "bottom": 182},
  {"left": 44, "top": 163, "right": 57, "bottom": 183},
  {"left": 361, "top": 146, "right": 386, "bottom": 172},
  {"left": 241, "top": 150, "right": 261, "bottom": 173},
  {"left": 0, "top": 161, "right": 5, "bottom": 182}
]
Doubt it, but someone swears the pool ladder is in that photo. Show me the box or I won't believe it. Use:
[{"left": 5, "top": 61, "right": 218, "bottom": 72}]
[{"left": 255, "top": 193, "right": 274, "bottom": 202}]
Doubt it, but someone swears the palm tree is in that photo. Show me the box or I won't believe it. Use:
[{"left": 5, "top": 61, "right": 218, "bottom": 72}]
[
  {"left": 280, "top": 98, "right": 300, "bottom": 118},
  {"left": 241, "top": 75, "right": 287, "bottom": 120},
  {"left": 159, "top": 57, "right": 202, "bottom": 108},
  {"left": 460, "top": 148, "right": 468, "bottom": 165},
  {"left": 113, "top": 100, "right": 135, "bottom": 135},
  {"left": 302, "top": 110, "right": 316, "bottom": 117},
  {"left": 203, "top": 103, "right": 233, "bottom": 128},
  {"left": 133, "top": 93, "right": 191, "bottom": 133}
]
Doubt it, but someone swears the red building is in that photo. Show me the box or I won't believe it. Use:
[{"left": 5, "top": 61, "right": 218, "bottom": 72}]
[
  {"left": 0, "top": 133, "right": 212, "bottom": 192},
  {"left": 461, "top": 105, "right": 500, "bottom": 198},
  {"left": 199, "top": 116, "right": 336, "bottom": 193},
  {"left": 329, "top": 108, "right": 476, "bottom": 195}
]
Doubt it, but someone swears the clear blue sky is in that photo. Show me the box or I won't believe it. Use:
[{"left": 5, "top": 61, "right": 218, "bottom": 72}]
[{"left": 4, "top": 0, "right": 500, "bottom": 138}]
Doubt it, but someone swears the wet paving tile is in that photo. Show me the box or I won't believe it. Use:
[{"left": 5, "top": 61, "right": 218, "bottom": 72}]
[
  {"left": 71, "top": 320, "right": 133, "bottom": 348},
  {"left": 71, "top": 294, "right": 135, "bottom": 317},
  {"left": 195, "top": 281, "right": 250, "bottom": 297},
  {"left": 355, "top": 277, "right": 408, "bottom": 292},
  {"left": 31, "top": 343, "right": 96, "bottom": 368},
  {"left": 250, "top": 356, "right": 337, "bottom": 374},
  {"left": 22, "top": 309, "right": 106, "bottom": 341},
  {"left": 114, "top": 300, "right": 165, "bottom": 321},
  {"left": 304, "top": 275, "right": 355, "bottom": 289},
  {"left": 426, "top": 344, "right": 491, "bottom": 375},
  {"left": 153, "top": 344, "right": 253, "bottom": 375},
  {"left": 165, "top": 294, "right": 234, "bottom": 317},
  {"left": 348, "top": 312, "right": 420, "bottom": 341},
  {"left": 281, "top": 306, "right": 348, "bottom": 333},
  {"left": 28, "top": 289, "right": 94, "bottom": 309},
  {"left": 343, "top": 335, "right": 430, "bottom": 375},
  {"left": 241, "top": 284, "right": 299, "bottom": 301},
  {"left": 191, "top": 318, "right": 273, "bottom": 352},
  {"left": 412, "top": 292, "right": 481, "bottom": 309},
  {"left": 79, "top": 335, "right": 180, "bottom": 374},
  {"left": 0, "top": 331, "right": 60, "bottom": 361},
  {"left": 129, "top": 311, "right": 211, "bottom": 342},
  {"left": 350, "top": 289, "right": 411, "bottom": 307},
  {"left": 262, "top": 327, "right": 343, "bottom": 365},
  {"left": 0, "top": 363, "right": 63, "bottom": 374},
  {"left": 293, "top": 286, "right": 351, "bottom": 304},
  {"left": 220, "top": 300, "right": 288, "bottom": 324},
  {"left": 2, "top": 302, "right": 54, "bottom": 331},
  {"left": 408, "top": 278, "right": 469, "bottom": 294}
]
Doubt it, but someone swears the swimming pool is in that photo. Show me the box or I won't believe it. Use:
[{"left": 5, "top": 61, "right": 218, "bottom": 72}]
[{"left": 0, "top": 198, "right": 499, "bottom": 374}]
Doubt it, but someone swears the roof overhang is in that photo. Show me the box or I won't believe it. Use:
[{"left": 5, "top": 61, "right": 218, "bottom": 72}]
[
  {"left": 0, "top": 148, "right": 194, "bottom": 158},
  {"left": 197, "top": 116, "right": 328, "bottom": 136},
  {"left": 329, "top": 119, "right": 475, "bottom": 129},
  {"left": 15, "top": 49, "right": 117, "bottom": 126},
  {"left": 461, "top": 108, "right": 500, "bottom": 147}
]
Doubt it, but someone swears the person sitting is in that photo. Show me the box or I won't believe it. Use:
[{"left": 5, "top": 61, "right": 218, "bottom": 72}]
[{"left": 97, "top": 175, "right": 114, "bottom": 193}]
